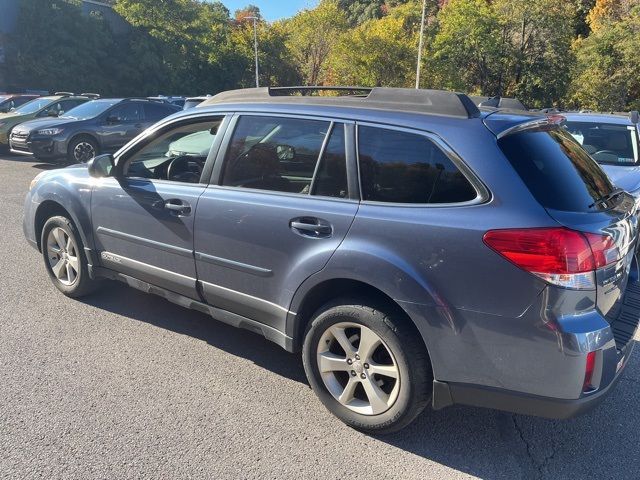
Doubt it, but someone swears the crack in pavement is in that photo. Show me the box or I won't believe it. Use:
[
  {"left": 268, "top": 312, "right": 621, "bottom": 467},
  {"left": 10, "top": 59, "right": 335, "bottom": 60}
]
[{"left": 511, "top": 415, "right": 558, "bottom": 480}]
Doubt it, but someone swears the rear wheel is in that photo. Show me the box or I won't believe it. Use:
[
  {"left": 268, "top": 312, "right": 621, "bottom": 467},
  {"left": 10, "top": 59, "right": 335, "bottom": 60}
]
[
  {"left": 41, "top": 216, "right": 98, "bottom": 297},
  {"left": 67, "top": 136, "right": 98, "bottom": 163},
  {"left": 302, "top": 299, "right": 432, "bottom": 434}
]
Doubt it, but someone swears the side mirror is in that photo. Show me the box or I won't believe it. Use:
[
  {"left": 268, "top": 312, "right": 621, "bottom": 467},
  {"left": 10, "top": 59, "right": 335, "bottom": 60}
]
[
  {"left": 0, "top": 106, "right": 9, "bottom": 113},
  {"left": 276, "top": 144, "right": 295, "bottom": 161},
  {"left": 106, "top": 115, "right": 120, "bottom": 124},
  {"left": 47, "top": 109, "right": 59, "bottom": 117},
  {"left": 87, "top": 154, "right": 115, "bottom": 178}
]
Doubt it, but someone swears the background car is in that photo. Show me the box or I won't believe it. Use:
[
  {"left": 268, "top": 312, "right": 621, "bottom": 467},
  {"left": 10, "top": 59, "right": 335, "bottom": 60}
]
[
  {"left": 147, "top": 96, "right": 186, "bottom": 108},
  {"left": 470, "top": 95, "right": 528, "bottom": 110},
  {"left": 9, "top": 97, "right": 180, "bottom": 163},
  {"left": 0, "top": 92, "right": 96, "bottom": 150},
  {"left": 0, "top": 94, "right": 39, "bottom": 113},
  {"left": 182, "top": 95, "right": 211, "bottom": 110},
  {"left": 564, "top": 111, "right": 640, "bottom": 196}
]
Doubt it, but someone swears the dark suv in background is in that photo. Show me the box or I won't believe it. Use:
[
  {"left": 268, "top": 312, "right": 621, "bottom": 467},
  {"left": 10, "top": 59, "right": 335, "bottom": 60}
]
[
  {"left": 23, "top": 87, "right": 640, "bottom": 433},
  {"left": 10, "top": 98, "right": 180, "bottom": 163}
]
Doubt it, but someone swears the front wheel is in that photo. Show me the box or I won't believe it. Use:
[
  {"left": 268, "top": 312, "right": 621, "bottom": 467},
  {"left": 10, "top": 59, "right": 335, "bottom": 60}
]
[
  {"left": 67, "top": 136, "right": 98, "bottom": 164},
  {"left": 302, "top": 299, "right": 432, "bottom": 434},
  {"left": 41, "top": 216, "right": 98, "bottom": 297}
]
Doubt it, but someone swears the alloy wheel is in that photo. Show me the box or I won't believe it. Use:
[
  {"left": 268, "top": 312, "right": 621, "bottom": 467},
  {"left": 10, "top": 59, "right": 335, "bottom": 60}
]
[
  {"left": 316, "top": 322, "right": 400, "bottom": 415},
  {"left": 46, "top": 227, "right": 79, "bottom": 286},
  {"left": 73, "top": 142, "right": 95, "bottom": 163}
]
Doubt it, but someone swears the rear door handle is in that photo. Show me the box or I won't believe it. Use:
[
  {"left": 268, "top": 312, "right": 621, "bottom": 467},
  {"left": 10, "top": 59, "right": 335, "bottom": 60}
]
[{"left": 290, "top": 217, "right": 332, "bottom": 238}]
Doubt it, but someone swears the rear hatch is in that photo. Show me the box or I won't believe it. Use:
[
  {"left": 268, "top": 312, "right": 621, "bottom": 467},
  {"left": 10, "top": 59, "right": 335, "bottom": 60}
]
[{"left": 486, "top": 112, "right": 639, "bottom": 342}]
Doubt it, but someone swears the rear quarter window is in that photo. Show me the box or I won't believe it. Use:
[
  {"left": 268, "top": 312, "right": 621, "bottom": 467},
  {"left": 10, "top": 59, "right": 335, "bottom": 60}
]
[
  {"left": 357, "top": 125, "right": 477, "bottom": 204},
  {"left": 498, "top": 128, "right": 614, "bottom": 212}
]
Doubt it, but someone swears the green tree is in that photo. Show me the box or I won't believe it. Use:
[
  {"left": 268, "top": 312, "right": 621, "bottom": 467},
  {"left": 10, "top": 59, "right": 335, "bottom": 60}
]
[
  {"left": 427, "top": 0, "right": 505, "bottom": 94},
  {"left": 328, "top": 3, "right": 424, "bottom": 86},
  {"left": 228, "top": 20, "right": 301, "bottom": 87},
  {"left": 5, "top": 0, "right": 114, "bottom": 93},
  {"left": 426, "top": 0, "right": 574, "bottom": 108},
  {"left": 568, "top": 5, "right": 640, "bottom": 110},
  {"left": 115, "top": 0, "right": 237, "bottom": 94},
  {"left": 284, "top": 1, "right": 349, "bottom": 85}
]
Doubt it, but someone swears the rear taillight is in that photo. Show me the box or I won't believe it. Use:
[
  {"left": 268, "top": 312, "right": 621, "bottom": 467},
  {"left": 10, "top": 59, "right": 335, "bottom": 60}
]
[{"left": 483, "top": 228, "right": 618, "bottom": 290}]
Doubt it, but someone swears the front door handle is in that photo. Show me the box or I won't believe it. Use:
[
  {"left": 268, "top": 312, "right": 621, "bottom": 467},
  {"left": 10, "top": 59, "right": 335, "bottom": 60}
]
[
  {"left": 290, "top": 217, "right": 332, "bottom": 238},
  {"left": 163, "top": 199, "right": 191, "bottom": 216}
]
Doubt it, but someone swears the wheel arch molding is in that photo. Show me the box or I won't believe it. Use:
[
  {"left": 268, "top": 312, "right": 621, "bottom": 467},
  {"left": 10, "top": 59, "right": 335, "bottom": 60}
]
[
  {"left": 285, "top": 248, "right": 450, "bottom": 359},
  {"left": 31, "top": 185, "right": 93, "bottom": 256}
]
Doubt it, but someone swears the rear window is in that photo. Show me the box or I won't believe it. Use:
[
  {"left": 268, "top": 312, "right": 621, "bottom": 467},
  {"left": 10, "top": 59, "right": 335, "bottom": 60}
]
[
  {"left": 499, "top": 128, "right": 615, "bottom": 212},
  {"left": 564, "top": 121, "right": 639, "bottom": 166}
]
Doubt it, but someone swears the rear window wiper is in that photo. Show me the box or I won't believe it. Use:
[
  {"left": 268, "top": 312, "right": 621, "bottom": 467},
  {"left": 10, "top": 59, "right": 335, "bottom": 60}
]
[{"left": 588, "top": 188, "right": 626, "bottom": 209}]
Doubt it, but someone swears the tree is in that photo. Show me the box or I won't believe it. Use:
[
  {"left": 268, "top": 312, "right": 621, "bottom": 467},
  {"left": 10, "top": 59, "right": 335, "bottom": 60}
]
[
  {"left": 567, "top": 5, "right": 640, "bottom": 110},
  {"left": 284, "top": 1, "right": 349, "bottom": 85},
  {"left": 328, "top": 3, "right": 424, "bottom": 86},
  {"left": 228, "top": 20, "right": 301, "bottom": 87},
  {"left": 115, "top": 0, "right": 237, "bottom": 94},
  {"left": 587, "top": 0, "right": 635, "bottom": 31},
  {"left": 427, "top": 0, "right": 506, "bottom": 94},
  {"left": 426, "top": 0, "right": 574, "bottom": 107},
  {"left": 5, "top": 0, "right": 115, "bottom": 93},
  {"left": 234, "top": 4, "right": 262, "bottom": 22},
  {"left": 494, "top": 0, "right": 575, "bottom": 107}
]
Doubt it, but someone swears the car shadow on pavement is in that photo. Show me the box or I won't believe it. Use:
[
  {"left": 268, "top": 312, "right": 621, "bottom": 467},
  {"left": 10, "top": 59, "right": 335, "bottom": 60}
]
[
  {"left": 0, "top": 152, "right": 62, "bottom": 170},
  {"left": 81, "top": 281, "right": 639, "bottom": 479},
  {"left": 81, "top": 281, "right": 308, "bottom": 385}
]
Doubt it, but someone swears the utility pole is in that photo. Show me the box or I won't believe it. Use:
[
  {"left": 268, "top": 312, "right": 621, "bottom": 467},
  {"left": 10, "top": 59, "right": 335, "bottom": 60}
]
[
  {"left": 244, "top": 16, "right": 260, "bottom": 88},
  {"left": 415, "top": 0, "right": 427, "bottom": 89}
]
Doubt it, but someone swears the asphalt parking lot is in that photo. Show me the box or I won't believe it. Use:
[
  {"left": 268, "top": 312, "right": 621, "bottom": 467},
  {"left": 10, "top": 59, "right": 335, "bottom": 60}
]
[{"left": 0, "top": 152, "right": 638, "bottom": 480}]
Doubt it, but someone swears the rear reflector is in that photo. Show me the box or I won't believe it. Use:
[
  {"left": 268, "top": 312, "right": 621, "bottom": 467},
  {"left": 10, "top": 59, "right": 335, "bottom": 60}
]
[
  {"left": 483, "top": 228, "right": 618, "bottom": 290},
  {"left": 583, "top": 351, "right": 597, "bottom": 392}
]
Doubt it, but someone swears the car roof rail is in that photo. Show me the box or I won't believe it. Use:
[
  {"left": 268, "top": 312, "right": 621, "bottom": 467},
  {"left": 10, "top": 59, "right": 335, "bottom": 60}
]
[
  {"left": 121, "top": 97, "right": 165, "bottom": 103},
  {"left": 54, "top": 91, "right": 75, "bottom": 96},
  {"left": 630, "top": 111, "right": 639, "bottom": 124},
  {"left": 202, "top": 86, "right": 481, "bottom": 119},
  {"left": 80, "top": 92, "right": 100, "bottom": 99}
]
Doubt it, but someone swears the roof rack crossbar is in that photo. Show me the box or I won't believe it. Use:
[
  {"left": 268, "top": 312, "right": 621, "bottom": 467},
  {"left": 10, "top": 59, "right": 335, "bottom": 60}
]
[{"left": 54, "top": 91, "right": 74, "bottom": 96}]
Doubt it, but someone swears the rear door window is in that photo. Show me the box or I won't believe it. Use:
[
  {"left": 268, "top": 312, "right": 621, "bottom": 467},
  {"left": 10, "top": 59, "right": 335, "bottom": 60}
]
[
  {"left": 498, "top": 128, "right": 615, "bottom": 212},
  {"left": 357, "top": 125, "right": 477, "bottom": 204},
  {"left": 110, "top": 103, "right": 142, "bottom": 122}
]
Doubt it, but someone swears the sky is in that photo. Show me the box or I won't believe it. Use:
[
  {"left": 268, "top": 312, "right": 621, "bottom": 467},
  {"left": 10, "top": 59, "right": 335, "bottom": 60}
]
[{"left": 220, "top": 0, "right": 319, "bottom": 21}]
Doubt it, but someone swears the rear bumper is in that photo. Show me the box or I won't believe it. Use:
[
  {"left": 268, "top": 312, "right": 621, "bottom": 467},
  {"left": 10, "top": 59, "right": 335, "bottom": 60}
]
[{"left": 433, "top": 339, "right": 634, "bottom": 419}]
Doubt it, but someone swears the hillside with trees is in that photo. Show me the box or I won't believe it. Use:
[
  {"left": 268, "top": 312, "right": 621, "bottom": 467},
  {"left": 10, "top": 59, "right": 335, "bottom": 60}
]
[{"left": 2, "top": 0, "right": 638, "bottom": 110}]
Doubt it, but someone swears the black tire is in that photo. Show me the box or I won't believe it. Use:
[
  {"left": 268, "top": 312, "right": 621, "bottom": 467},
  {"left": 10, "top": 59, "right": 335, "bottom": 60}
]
[
  {"left": 41, "top": 215, "right": 98, "bottom": 297},
  {"left": 67, "top": 135, "right": 99, "bottom": 164},
  {"left": 302, "top": 298, "right": 432, "bottom": 434}
]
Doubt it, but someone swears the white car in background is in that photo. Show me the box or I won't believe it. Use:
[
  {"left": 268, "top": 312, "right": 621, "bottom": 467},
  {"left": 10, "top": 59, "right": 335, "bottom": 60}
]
[{"left": 564, "top": 111, "right": 640, "bottom": 196}]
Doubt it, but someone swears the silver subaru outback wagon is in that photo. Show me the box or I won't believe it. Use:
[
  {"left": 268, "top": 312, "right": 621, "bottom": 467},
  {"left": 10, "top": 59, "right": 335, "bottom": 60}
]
[{"left": 24, "top": 87, "right": 639, "bottom": 434}]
